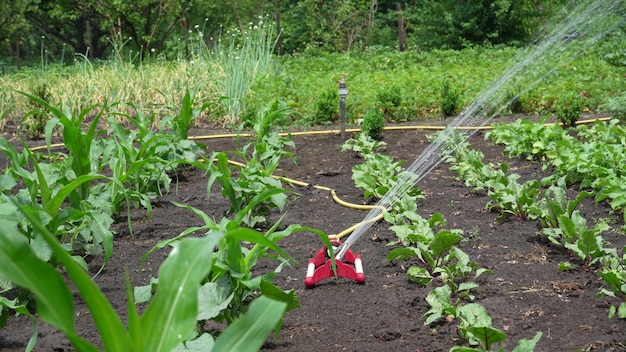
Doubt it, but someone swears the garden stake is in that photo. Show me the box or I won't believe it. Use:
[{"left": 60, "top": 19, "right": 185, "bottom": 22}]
[{"left": 304, "top": 237, "right": 365, "bottom": 288}]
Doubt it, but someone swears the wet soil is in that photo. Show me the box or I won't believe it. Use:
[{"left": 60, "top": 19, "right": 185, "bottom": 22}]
[{"left": 1, "top": 116, "right": 625, "bottom": 352}]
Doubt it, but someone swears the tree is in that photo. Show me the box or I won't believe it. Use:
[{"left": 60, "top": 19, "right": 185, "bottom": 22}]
[
  {"left": 0, "top": 0, "right": 38, "bottom": 67},
  {"left": 405, "top": 0, "right": 568, "bottom": 50}
]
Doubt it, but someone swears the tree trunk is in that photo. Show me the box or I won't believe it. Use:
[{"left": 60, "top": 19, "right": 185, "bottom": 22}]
[{"left": 397, "top": 2, "right": 407, "bottom": 52}]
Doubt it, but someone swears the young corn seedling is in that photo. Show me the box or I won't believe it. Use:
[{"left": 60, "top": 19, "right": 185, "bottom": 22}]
[
  {"left": 20, "top": 91, "right": 106, "bottom": 208},
  {"left": 137, "top": 188, "right": 326, "bottom": 345},
  {"left": 0, "top": 204, "right": 289, "bottom": 352}
]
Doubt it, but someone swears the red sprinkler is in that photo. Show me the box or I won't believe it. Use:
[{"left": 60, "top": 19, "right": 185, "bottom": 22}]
[{"left": 304, "top": 237, "right": 365, "bottom": 288}]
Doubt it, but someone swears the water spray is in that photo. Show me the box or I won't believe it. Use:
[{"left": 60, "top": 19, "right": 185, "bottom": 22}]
[{"left": 332, "top": 0, "right": 625, "bottom": 267}]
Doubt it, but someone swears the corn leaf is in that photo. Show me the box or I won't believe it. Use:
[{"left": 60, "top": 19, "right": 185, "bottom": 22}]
[
  {"left": 212, "top": 295, "right": 287, "bottom": 352},
  {"left": 0, "top": 219, "right": 99, "bottom": 351},
  {"left": 141, "top": 235, "right": 223, "bottom": 352},
  {"left": 18, "top": 205, "right": 130, "bottom": 351}
]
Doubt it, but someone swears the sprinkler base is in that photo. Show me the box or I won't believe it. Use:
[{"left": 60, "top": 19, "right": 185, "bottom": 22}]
[{"left": 304, "top": 238, "right": 365, "bottom": 288}]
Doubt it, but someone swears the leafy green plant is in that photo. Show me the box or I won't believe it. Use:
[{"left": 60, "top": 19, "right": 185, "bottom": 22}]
[
  {"left": 439, "top": 78, "right": 460, "bottom": 118},
  {"left": 545, "top": 210, "right": 610, "bottom": 269},
  {"left": 386, "top": 212, "right": 491, "bottom": 291},
  {"left": 341, "top": 132, "right": 387, "bottom": 157},
  {"left": 532, "top": 183, "right": 593, "bottom": 230},
  {"left": 361, "top": 108, "right": 385, "bottom": 140},
  {"left": 351, "top": 153, "right": 421, "bottom": 202},
  {"left": 424, "top": 287, "right": 542, "bottom": 352},
  {"left": 374, "top": 82, "right": 403, "bottom": 120},
  {"left": 20, "top": 91, "right": 106, "bottom": 209},
  {"left": 137, "top": 189, "right": 330, "bottom": 346},
  {"left": 555, "top": 91, "right": 583, "bottom": 127},
  {"left": 313, "top": 87, "right": 338, "bottom": 125},
  {"left": 164, "top": 88, "right": 210, "bottom": 140},
  {"left": 600, "top": 92, "right": 626, "bottom": 121},
  {"left": 485, "top": 173, "right": 541, "bottom": 221},
  {"left": 598, "top": 247, "right": 626, "bottom": 319}
]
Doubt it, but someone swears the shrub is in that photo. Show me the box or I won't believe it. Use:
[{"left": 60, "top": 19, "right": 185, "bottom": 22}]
[
  {"left": 439, "top": 78, "right": 460, "bottom": 118},
  {"left": 362, "top": 108, "right": 385, "bottom": 140},
  {"left": 375, "top": 82, "right": 402, "bottom": 119},
  {"left": 555, "top": 92, "right": 583, "bottom": 127},
  {"left": 313, "top": 87, "right": 338, "bottom": 125}
]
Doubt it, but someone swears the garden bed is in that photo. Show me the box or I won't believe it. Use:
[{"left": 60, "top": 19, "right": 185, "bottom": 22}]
[{"left": 1, "top": 116, "right": 625, "bottom": 352}]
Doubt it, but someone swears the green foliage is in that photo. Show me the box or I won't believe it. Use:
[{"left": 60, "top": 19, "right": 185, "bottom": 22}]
[
  {"left": 20, "top": 84, "right": 52, "bottom": 139},
  {"left": 208, "top": 101, "right": 294, "bottom": 227},
  {"left": 600, "top": 92, "right": 626, "bottom": 121},
  {"left": 598, "top": 248, "right": 626, "bottom": 319},
  {"left": 555, "top": 91, "right": 584, "bottom": 127},
  {"left": 313, "top": 87, "right": 338, "bottom": 125},
  {"left": 361, "top": 108, "right": 385, "bottom": 140},
  {"left": 439, "top": 78, "right": 461, "bottom": 118},
  {"left": 406, "top": 0, "right": 560, "bottom": 49},
  {"left": 485, "top": 173, "right": 541, "bottom": 221},
  {"left": 351, "top": 153, "right": 421, "bottom": 202},
  {"left": 0, "top": 208, "right": 287, "bottom": 352},
  {"left": 386, "top": 212, "right": 490, "bottom": 291},
  {"left": 374, "top": 82, "right": 403, "bottom": 120},
  {"left": 341, "top": 133, "right": 387, "bottom": 157},
  {"left": 138, "top": 193, "right": 315, "bottom": 345}
]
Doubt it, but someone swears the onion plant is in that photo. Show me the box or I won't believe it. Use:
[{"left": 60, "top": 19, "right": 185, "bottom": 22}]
[{"left": 209, "top": 16, "right": 276, "bottom": 124}]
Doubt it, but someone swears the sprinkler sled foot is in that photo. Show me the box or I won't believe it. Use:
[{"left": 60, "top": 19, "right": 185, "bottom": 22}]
[{"left": 304, "top": 238, "right": 365, "bottom": 288}]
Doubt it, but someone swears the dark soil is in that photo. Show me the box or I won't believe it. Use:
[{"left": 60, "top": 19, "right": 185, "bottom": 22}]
[{"left": 1, "top": 116, "right": 626, "bottom": 352}]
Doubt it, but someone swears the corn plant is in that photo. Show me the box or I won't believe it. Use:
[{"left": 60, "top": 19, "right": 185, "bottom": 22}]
[
  {"left": 19, "top": 91, "right": 106, "bottom": 208},
  {"left": 161, "top": 88, "right": 210, "bottom": 141},
  {"left": 207, "top": 101, "right": 295, "bottom": 227},
  {"left": 0, "top": 205, "right": 288, "bottom": 352},
  {"left": 137, "top": 188, "right": 326, "bottom": 345},
  {"left": 0, "top": 137, "right": 116, "bottom": 267}
]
